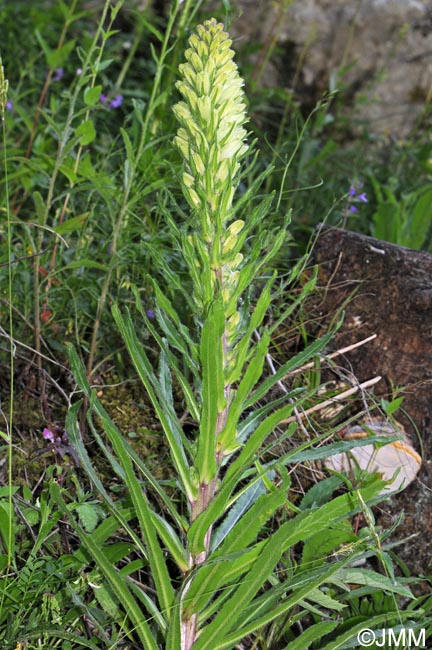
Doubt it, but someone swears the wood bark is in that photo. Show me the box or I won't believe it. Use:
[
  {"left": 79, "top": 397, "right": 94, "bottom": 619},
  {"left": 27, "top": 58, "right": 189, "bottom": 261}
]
[{"left": 310, "top": 224, "right": 432, "bottom": 576}]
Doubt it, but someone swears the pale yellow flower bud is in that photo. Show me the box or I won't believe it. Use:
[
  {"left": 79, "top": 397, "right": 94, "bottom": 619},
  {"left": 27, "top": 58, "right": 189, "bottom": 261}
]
[{"left": 173, "top": 18, "right": 248, "bottom": 227}]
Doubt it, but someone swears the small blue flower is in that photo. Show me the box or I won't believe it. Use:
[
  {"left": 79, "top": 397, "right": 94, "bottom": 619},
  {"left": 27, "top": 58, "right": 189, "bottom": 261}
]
[
  {"left": 357, "top": 192, "right": 368, "bottom": 203},
  {"left": 52, "top": 68, "right": 64, "bottom": 82},
  {"left": 110, "top": 94, "right": 123, "bottom": 108},
  {"left": 100, "top": 92, "right": 108, "bottom": 104},
  {"left": 349, "top": 205, "right": 358, "bottom": 213},
  {"left": 5, "top": 99, "right": 12, "bottom": 110},
  {"left": 146, "top": 309, "right": 155, "bottom": 319}
]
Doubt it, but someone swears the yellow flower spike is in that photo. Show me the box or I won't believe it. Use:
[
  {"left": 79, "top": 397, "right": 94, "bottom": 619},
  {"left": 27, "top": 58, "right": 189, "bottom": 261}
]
[
  {"left": 0, "top": 58, "right": 9, "bottom": 117},
  {"left": 173, "top": 18, "right": 248, "bottom": 239}
]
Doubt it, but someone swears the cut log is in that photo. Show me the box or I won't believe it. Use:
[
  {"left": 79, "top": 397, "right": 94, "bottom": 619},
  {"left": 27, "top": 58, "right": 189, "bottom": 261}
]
[{"left": 310, "top": 224, "right": 432, "bottom": 576}]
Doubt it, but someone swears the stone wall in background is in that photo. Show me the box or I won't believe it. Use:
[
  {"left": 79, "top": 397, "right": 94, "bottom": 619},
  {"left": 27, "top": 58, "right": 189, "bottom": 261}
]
[{"left": 223, "top": 0, "right": 432, "bottom": 137}]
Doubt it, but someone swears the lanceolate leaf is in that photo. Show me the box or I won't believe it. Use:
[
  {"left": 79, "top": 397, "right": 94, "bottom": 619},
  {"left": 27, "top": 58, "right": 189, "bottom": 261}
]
[
  {"left": 217, "top": 561, "right": 350, "bottom": 648},
  {"left": 151, "top": 513, "right": 190, "bottom": 573},
  {"left": 246, "top": 331, "right": 334, "bottom": 407},
  {"left": 150, "top": 280, "right": 199, "bottom": 366},
  {"left": 184, "top": 472, "right": 289, "bottom": 614},
  {"left": 193, "top": 481, "right": 386, "bottom": 649},
  {"left": 192, "top": 522, "right": 305, "bottom": 649},
  {"left": 286, "top": 622, "right": 339, "bottom": 650},
  {"left": 226, "top": 275, "right": 275, "bottom": 384},
  {"left": 217, "top": 331, "right": 270, "bottom": 453},
  {"left": 65, "top": 400, "right": 148, "bottom": 559},
  {"left": 264, "top": 434, "right": 398, "bottom": 470},
  {"left": 211, "top": 470, "right": 275, "bottom": 551},
  {"left": 187, "top": 402, "right": 296, "bottom": 554},
  {"left": 196, "top": 297, "right": 225, "bottom": 483},
  {"left": 67, "top": 347, "right": 175, "bottom": 620},
  {"left": 110, "top": 306, "right": 196, "bottom": 500},
  {"left": 331, "top": 568, "right": 413, "bottom": 599},
  {"left": 50, "top": 483, "right": 159, "bottom": 650},
  {"left": 320, "top": 612, "right": 416, "bottom": 650},
  {"left": 132, "top": 287, "right": 199, "bottom": 423}
]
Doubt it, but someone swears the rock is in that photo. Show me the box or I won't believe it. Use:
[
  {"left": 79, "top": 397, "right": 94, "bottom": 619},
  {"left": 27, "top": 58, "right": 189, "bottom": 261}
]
[{"left": 225, "top": 0, "right": 432, "bottom": 136}]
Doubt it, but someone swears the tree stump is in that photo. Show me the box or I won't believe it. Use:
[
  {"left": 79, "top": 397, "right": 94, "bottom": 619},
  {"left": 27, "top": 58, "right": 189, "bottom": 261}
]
[{"left": 310, "top": 224, "right": 432, "bottom": 577}]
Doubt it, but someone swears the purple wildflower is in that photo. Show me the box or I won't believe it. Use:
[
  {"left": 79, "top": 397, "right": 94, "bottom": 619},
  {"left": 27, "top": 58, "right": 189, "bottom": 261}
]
[
  {"left": 348, "top": 186, "right": 356, "bottom": 197},
  {"left": 110, "top": 94, "right": 123, "bottom": 108},
  {"left": 357, "top": 192, "right": 368, "bottom": 203},
  {"left": 146, "top": 309, "right": 155, "bottom": 319},
  {"left": 52, "top": 68, "right": 64, "bottom": 82},
  {"left": 100, "top": 93, "right": 108, "bottom": 104},
  {"left": 76, "top": 68, "right": 83, "bottom": 76},
  {"left": 42, "top": 427, "right": 55, "bottom": 441},
  {"left": 5, "top": 99, "right": 13, "bottom": 111},
  {"left": 349, "top": 205, "right": 358, "bottom": 214}
]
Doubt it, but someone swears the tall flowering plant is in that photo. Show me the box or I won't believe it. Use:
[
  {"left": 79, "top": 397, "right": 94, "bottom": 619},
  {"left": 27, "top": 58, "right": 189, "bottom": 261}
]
[{"left": 63, "top": 18, "right": 400, "bottom": 650}]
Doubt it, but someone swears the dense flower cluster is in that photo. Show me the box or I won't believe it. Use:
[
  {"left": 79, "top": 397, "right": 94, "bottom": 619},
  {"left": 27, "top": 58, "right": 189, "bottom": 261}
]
[
  {"left": 173, "top": 19, "right": 250, "bottom": 371},
  {"left": 173, "top": 18, "right": 247, "bottom": 237}
]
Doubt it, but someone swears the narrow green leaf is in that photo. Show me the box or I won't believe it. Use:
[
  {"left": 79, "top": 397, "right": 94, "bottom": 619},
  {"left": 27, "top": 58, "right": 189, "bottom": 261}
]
[
  {"left": 409, "top": 187, "right": 432, "bottom": 248},
  {"left": 24, "top": 629, "right": 103, "bottom": 649},
  {"left": 246, "top": 332, "right": 334, "bottom": 407},
  {"left": 151, "top": 513, "right": 190, "bottom": 572},
  {"left": 320, "top": 612, "right": 415, "bottom": 650},
  {"left": 66, "top": 399, "right": 148, "bottom": 558},
  {"left": 35, "top": 29, "right": 52, "bottom": 63},
  {"left": 332, "top": 568, "right": 413, "bottom": 599},
  {"left": 131, "top": 285, "right": 199, "bottom": 419},
  {"left": 90, "top": 404, "right": 175, "bottom": 618},
  {"left": 59, "top": 161, "right": 79, "bottom": 184},
  {"left": 305, "top": 587, "right": 346, "bottom": 612},
  {"left": 193, "top": 525, "right": 291, "bottom": 649},
  {"left": 226, "top": 275, "right": 275, "bottom": 384},
  {"left": 96, "top": 58, "right": 114, "bottom": 73},
  {"left": 265, "top": 434, "right": 399, "bottom": 470},
  {"left": 287, "top": 621, "right": 339, "bottom": 650},
  {"left": 65, "top": 366, "right": 175, "bottom": 619},
  {"left": 121, "top": 438, "right": 189, "bottom": 531},
  {"left": 120, "top": 126, "right": 135, "bottom": 165},
  {"left": 149, "top": 280, "right": 199, "bottom": 367},
  {"left": 62, "top": 259, "right": 108, "bottom": 271},
  {"left": 0, "top": 502, "right": 14, "bottom": 557},
  {"left": 300, "top": 475, "right": 342, "bottom": 510},
  {"left": 140, "top": 13, "right": 164, "bottom": 42},
  {"left": 186, "top": 472, "right": 289, "bottom": 614},
  {"left": 217, "top": 331, "right": 269, "bottom": 453},
  {"left": 222, "top": 561, "right": 348, "bottom": 646},
  {"left": 197, "top": 297, "right": 225, "bottom": 483},
  {"left": 166, "top": 589, "right": 183, "bottom": 650},
  {"left": 50, "top": 482, "right": 159, "bottom": 650},
  {"left": 211, "top": 473, "right": 271, "bottom": 551},
  {"left": 111, "top": 306, "right": 196, "bottom": 500},
  {"left": 188, "top": 403, "right": 295, "bottom": 554}
]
